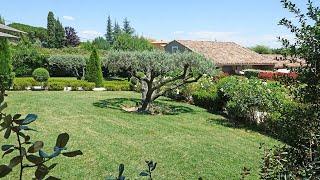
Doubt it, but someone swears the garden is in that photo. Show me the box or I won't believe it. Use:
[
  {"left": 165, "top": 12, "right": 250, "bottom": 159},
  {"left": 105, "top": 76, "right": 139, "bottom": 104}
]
[{"left": 1, "top": 0, "right": 320, "bottom": 179}]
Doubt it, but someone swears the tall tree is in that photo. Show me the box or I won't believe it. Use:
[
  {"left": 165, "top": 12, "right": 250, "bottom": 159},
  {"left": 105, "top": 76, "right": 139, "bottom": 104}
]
[
  {"left": 106, "top": 15, "right": 113, "bottom": 44},
  {"left": 0, "top": 38, "right": 14, "bottom": 93},
  {"left": 123, "top": 18, "right": 134, "bottom": 35},
  {"left": 85, "top": 49, "right": 103, "bottom": 87},
  {"left": 113, "top": 21, "right": 122, "bottom": 37},
  {"left": 55, "top": 19, "right": 65, "bottom": 48},
  {"left": 47, "top": 11, "right": 56, "bottom": 48},
  {"left": 65, "top": 26, "right": 80, "bottom": 47}
]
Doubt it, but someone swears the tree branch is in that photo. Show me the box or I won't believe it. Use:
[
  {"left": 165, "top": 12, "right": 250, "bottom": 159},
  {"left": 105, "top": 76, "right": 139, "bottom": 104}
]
[
  {"left": 153, "top": 65, "right": 190, "bottom": 91},
  {"left": 152, "top": 75, "right": 202, "bottom": 101}
]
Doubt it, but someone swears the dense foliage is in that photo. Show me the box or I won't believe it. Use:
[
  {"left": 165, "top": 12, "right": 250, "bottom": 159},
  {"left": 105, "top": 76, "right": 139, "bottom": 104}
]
[
  {"left": 65, "top": 27, "right": 80, "bottom": 47},
  {"left": 85, "top": 49, "right": 103, "bottom": 87},
  {"left": 105, "top": 51, "right": 216, "bottom": 111},
  {"left": 0, "top": 38, "right": 14, "bottom": 90},
  {"left": 8, "top": 23, "right": 47, "bottom": 44},
  {"left": 12, "top": 39, "right": 48, "bottom": 77},
  {"left": 113, "top": 34, "right": 154, "bottom": 51},
  {"left": 250, "top": 45, "right": 273, "bottom": 54},
  {"left": 46, "top": 11, "right": 56, "bottom": 48},
  {"left": 48, "top": 54, "right": 87, "bottom": 79},
  {"left": 259, "top": 0, "right": 320, "bottom": 179}
]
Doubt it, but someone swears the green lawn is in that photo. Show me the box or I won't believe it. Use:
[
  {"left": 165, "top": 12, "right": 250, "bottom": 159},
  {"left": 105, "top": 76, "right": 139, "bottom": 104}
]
[{"left": 1, "top": 91, "right": 280, "bottom": 179}]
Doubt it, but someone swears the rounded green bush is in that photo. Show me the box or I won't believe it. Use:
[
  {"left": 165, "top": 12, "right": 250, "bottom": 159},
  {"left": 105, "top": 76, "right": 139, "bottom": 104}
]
[{"left": 32, "top": 68, "right": 50, "bottom": 82}]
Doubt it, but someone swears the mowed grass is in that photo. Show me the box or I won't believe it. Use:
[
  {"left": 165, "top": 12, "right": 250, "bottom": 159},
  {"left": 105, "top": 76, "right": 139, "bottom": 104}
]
[{"left": 1, "top": 91, "right": 280, "bottom": 179}]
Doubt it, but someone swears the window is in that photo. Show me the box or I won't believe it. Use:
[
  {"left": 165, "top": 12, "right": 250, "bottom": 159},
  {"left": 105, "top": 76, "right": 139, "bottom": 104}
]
[{"left": 172, "top": 46, "right": 179, "bottom": 53}]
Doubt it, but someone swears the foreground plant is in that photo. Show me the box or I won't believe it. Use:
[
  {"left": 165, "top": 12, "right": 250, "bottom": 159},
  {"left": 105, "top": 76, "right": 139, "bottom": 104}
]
[
  {"left": 107, "top": 160, "right": 157, "bottom": 180},
  {"left": 259, "top": 0, "right": 320, "bottom": 179},
  {"left": 0, "top": 89, "right": 82, "bottom": 179}
]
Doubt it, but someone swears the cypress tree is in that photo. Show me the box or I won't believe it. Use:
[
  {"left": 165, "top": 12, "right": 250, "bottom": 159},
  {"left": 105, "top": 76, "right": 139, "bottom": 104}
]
[
  {"left": 123, "top": 18, "right": 134, "bottom": 35},
  {"left": 85, "top": 49, "right": 103, "bottom": 87},
  {"left": 0, "top": 38, "right": 13, "bottom": 92},
  {"left": 113, "top": 21, "right": 122, "bottom": 37},
  {"left": 55, "top": 19, "right": 66, "bottom": 48},
  {"left": 47, "top": 11, "right": 56, "bottom": 48},
  {"left": 106, "top": 16, "right": 113, "bottom": 44}
]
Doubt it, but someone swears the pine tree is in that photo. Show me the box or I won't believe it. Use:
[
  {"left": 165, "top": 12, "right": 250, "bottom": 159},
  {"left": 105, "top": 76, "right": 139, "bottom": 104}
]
[
  {"left": 47, "top": 11, "right": 56, "bottom": 48},
  {"left": 85, "top": 49, "right": 103, "bottom": 87},
  {"left": 113, "top": 21, "right": 122, "bottom": 37},
  {"left": 55, "top": 19, "right": 66, "bottom": 48},
  {"left": 65, "top": 26, "right": 80, "bottom": 47},
  {"left": 106, "top": 15, "right": 113, "bottom": 44},
  {"left": 123, "top": 18, "right": 134, "bottom": 35},
  {"left": 0, "top": 38, "right": 14, "bottom": 92}
]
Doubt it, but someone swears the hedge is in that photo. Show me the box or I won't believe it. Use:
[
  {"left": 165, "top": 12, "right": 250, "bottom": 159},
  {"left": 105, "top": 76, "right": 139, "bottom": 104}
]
[
  {"left": 12, "top": 77, "right": 131, "bottom": 91},
  {"left": 243, "top": 69, "right": 260, "bottom": 78}
]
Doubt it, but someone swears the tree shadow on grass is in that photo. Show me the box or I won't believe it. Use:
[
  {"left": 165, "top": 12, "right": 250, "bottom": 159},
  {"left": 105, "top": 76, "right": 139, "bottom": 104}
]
[{"left": 93, "top": 98, "right": 195, "bottom": 115}]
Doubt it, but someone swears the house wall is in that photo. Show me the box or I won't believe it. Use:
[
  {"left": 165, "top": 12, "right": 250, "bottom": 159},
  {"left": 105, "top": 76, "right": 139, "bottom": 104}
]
[{"left": 165, "top": 41, "right": 190, "bottom": 53}]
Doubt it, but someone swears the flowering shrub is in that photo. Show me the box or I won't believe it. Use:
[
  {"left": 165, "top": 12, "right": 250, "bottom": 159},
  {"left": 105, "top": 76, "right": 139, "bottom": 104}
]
[{"left": 258, "top": 71, "right": 298, "bottom": 80}]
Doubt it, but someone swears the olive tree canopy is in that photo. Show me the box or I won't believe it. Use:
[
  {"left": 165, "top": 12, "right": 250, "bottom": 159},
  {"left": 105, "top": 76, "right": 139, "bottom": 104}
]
[{"left": 104, "top": 51, "right": 216, "bottom": 111}]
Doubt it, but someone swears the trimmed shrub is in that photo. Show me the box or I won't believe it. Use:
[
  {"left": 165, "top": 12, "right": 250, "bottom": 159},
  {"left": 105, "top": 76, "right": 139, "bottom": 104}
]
[
  {"left": 82, "top": 81, "right": 95, "bottom": 91},
  {"left": 243, "top": 69, "right": 260, "bottom": 78},
  {"left": 12, "top": 78, "right": 39, "bottom": 90},
  {"left": 48, "top": 81, "right": 65, "bottom": 91},
  {"left": 103, "top": 80, "right": 131, "bottom": 91},
  {"left": 32, "top": 68, "right": 50, "bottom": 82},
  {"left": 85, "top": 49, "right": 103, "bottom": 87}
]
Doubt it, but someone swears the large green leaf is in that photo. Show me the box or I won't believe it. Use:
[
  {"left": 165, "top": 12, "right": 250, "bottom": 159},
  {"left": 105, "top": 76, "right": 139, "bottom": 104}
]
[
  {"left": 0, "top": 102, "right": 7, "bottom": 112},
  {"left": 1, "top": 145, "right": 14, "bottom": 151},
  {"left": 0, "top": 165, "right": 11, "bottom": 178},
  {"left": 55, "top": 133, "right": 69, "bottom": 148},
  {"left": 26, "top": 155, "right": 43, "bottom": 164},
  {"left": 62, "top": 150, "right": 83, "bottom": 157},
  {"left": 2, "top": 149, "right": 14, "bottom": 158},
  {"left": 35, "top": 164, "right": 49, "bottom": 179},
  {"left": 28, "top": 141, "right": 44, "bottom": 153},
  {"left": 4, "top": 127, "right": 11, "bottom": 139},
  {"left": 9, "top": 156, "right": 23, "bottom": 168},
  {"left": 22, "top": 114, "right": 38, "bottom": 125}
]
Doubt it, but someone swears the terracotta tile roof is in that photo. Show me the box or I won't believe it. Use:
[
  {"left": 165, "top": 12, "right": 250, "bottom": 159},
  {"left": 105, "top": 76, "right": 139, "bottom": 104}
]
[
  {"left": 175, "top": 40, "right": 275, "bottom": 66},
  {"left": 262, "top": 54, "right": 306, "bottom": 69}
]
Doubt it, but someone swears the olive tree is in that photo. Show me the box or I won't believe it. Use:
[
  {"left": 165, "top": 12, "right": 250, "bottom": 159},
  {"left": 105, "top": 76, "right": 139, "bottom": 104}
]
[
  {"left": 48, "top": 55, "right": 87, "bottom": 79},
  {"left": 105, "top": 51, "right": 216, "bottom": 111}
]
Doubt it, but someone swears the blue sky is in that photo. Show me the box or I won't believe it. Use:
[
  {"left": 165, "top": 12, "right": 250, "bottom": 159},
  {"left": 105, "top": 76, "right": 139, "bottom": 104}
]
[{"left": 0, "top": 0, "right": 310, "bottom": 47}]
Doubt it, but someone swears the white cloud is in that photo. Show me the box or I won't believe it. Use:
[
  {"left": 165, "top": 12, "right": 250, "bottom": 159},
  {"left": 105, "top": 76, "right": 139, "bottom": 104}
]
[
  {"left": 79, "top": 30, "right": 102, "bottom": 41},
  {"left": 63, "top": 16, "right": 75, "bottom": 21}
]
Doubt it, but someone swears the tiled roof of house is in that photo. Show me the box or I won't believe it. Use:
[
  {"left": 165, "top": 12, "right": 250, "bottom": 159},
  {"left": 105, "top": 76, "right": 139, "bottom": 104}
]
[
  {"left": 262, "top": 54, "right": 306, "bottom": 69},
  {"left": 175, "top": 40, "right": 276, "bottom": 66}
]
